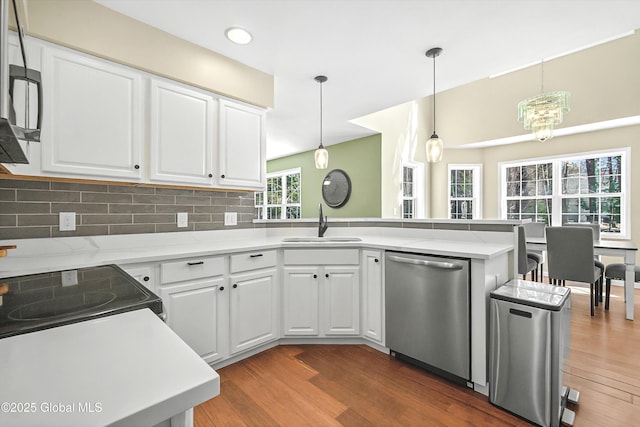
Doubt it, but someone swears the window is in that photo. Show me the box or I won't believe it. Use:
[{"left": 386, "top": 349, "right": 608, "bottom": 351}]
[
  {"left": 448, "top": 164, "right": 482, "bottom": 219},
  {"left": 402, "top": 165, "right": 415, "bottom": 219},
  {"left": 500, "top": 149, "right": 629, "bottom": 238},
  {"left": 255, "top": 168, "right": 301, "bottom": 220},
  {"left": 400, "top": 162, "right": 424, "bottom": 219}
]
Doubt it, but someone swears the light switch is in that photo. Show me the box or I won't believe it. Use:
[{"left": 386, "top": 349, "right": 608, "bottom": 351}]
[
  {"left": 59, "top": 212, "right": 76, "bottom": 231},
  {"left": 177, "top": 212, "right": 188, "bottom": 228},
  {"left": 224, "top": 212, "right": 237, "bottom": 226}
]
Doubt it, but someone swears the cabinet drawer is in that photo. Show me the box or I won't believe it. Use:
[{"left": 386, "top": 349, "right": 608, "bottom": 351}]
[
  {"left": 230, "top": 250, "right": 277, "bottom": 273},
  {"left": 283, "top": 249, "right": 359, "bottom": 265},
  {"left": 161, "top": 256, "right": 224, "bottom": 284}
]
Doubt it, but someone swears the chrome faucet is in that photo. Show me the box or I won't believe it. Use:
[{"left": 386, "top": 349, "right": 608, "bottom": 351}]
[{"left": 318, "top": 203, "right": 328, "bottom": 238}]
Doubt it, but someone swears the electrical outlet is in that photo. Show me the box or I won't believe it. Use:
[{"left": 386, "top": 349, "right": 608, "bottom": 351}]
[
  {"left": 59, "top": 212, "right": 76, "bottom": 231},
  {"left": 61, "top": 270, "right": 78, "bottom": 287},
  {"left": 177, "top": 212, "right": 188, "bottom": 228},
  {"left": 224, "top": 212, "right": 238, "bottom": 226}
]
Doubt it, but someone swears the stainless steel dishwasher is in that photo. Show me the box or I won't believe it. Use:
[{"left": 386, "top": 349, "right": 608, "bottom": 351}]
[{"left": 385, "top": 251, "right": 471, "bottom": 383}]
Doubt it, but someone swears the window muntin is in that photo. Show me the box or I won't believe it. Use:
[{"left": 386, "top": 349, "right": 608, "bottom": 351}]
[
  {"left": 560, "top": 155, "right": 622, "bottom": 234},
  {"left": 504, "top": 162, "right": 552, "bottom": 224},
  {"left": 448, "top": 164, "right": 482, "bottom": 219},
  {"left": 500, "top": 150, "right": 628, "bottom": 238},
  {"left": 402, "top": 166, "right": 415, "bottom": 219},
  {"left": 255, "top": 168, "right": 301, "bottom": 220}
]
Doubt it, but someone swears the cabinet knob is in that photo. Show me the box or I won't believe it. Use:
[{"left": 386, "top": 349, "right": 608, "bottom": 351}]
[
  {"left": 233, "top": 283, "right": 238, "bottom": 289},
  {"left": 374, "top": 258, "right": 379, "bottom": 263},
  {"left": 134, "top": 164, "right": 140, "bottom": 170},
  {"left": 219, "top": 286, "right": 225, "bottom": 291},
  {"left": 325, "top": 273, "right": 329, "bottom": 278},
  {"left": 313, "top": 274, "right": 317, "bottom": 279},
  {"left": 143, "top": 276, "right": 150, "bottom": 282},
  {"left": 208, "top": 173, "right": 213, "bottom": 178},
  {"left": 221, "top": 174, "right": 226, "bottom": 179}
]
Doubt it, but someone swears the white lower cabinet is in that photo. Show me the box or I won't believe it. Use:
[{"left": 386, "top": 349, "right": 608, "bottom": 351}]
[
  {"left": 159, "top": 257, "right": 227, "bottom": 364},
  {"left": 119, "top": 263, "right": 156, "bottom": 292},
  {"left": 160, "top": 277, "right": 227, "bottom": 364},
  {"left": 323, "top": 266, "right": 360, "bottom": 335},
  {"left": 282, "top": 267, "right": 320, "bottom": 336},
  {"left": 229, "top": 268, "right": 278, "bottom": 354},
  {"left": 361, "top": 250, "right": 384, "bottom": 345},
  {"left": 282, "top": 249, "right": 360, "bottom": 337}
]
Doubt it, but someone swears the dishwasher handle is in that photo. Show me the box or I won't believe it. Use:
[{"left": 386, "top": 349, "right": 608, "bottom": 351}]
[{"left": 387, "top": 255, "right": 464, "bottom": 271}]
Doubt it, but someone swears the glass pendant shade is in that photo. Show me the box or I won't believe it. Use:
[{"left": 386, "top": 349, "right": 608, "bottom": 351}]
[
  {"left": 314, "top": 145, "right": 329, "bottom": 169},
  {"left": 426, "top": 133, "right": 444, "bottom": 163},
  {"left": 518, "top": 91, "right": 570, "bottom": 142}
]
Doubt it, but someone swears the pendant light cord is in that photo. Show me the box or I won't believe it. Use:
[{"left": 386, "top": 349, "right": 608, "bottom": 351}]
[
  {"left": 319, "top": 80, "right": 323, "bottom": 148},
  {"left": 433, "top": 54, "right": 436, "bottom": 134}
]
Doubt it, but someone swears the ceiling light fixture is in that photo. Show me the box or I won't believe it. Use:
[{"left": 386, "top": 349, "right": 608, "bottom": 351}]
[
  {"left": 425, "top": 47, "right": 444, "bottom": 163},
  {"left": 517, "top": 60, "right": 570, "bottom": 142},
  {"left": 314, "top": 75, "right": 329, "bottom": 169},
  {"left": 225, "top": 27, "right": 252, "bottom": 45}
]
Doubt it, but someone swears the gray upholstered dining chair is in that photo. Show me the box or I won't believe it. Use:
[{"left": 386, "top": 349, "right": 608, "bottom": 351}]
[
  {"left": 517, "top": 225, "right": 539, "bottom": 281},
  {"left": 523, "top": 221, "right": 546, "bottom": 281},
  {"left": 562, "top": 222, "right": 605, "bottom": 304},
  {"left": 603, "top": 264, "right": 640, "bottom": 310},
  {"left": 546, "top": 226, "right": 603, "bottom": 316}
]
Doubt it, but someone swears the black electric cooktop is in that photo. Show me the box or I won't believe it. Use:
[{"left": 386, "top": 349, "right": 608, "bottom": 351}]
[{"left": 0, "top": 264, "right": 163, "bottom": 339}]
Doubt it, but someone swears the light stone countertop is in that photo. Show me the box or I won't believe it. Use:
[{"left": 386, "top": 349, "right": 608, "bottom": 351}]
[
  {"left": 0, "top": 309, "right": 220, "bottom": 427},
  {"left": 0, "top": 227, "right": 514, "bottom": 278}
]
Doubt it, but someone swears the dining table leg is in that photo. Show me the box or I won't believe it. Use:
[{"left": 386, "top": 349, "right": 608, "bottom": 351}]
[{"left": 625, "top": 251, "right": 635, "bottom": 320}]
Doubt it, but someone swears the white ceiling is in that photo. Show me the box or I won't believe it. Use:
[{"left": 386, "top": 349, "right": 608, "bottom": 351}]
[{"left": 96, "top": 0, "right": 640, "bottom": 160}]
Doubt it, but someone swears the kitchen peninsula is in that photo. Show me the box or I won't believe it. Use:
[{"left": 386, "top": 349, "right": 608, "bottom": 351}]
[{"left": 1, "top": 219, "right": 516, "bottom": 394}]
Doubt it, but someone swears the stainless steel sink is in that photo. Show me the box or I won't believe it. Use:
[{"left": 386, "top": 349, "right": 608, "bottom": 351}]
[{"left": 281, "top": 236, "right": 362, "bottom": 243}]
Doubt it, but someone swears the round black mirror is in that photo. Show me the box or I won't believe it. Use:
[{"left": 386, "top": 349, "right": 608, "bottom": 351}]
[{"left": 322, "top": 169, "right": 351, "bottom": 208}]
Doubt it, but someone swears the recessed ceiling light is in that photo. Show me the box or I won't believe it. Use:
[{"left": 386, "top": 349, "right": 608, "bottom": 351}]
[{"left": 225, "top": 27, "right": 252, "bottom": 45}]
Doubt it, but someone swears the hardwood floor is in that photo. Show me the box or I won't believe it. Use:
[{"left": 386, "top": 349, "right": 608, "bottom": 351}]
[{"left": 195, "top": 285, "right": 640, "bottom": 426}]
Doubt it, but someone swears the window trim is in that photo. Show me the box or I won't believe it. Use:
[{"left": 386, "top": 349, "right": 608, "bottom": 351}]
[
  {"left": 498, "top": 147, "right": 630, "bottom": 239},
  {"left": 447, "top": 163, "right": 482, "bottom": 220},
  {"left": 401, "top": 161, "right": 424, "bottom": 219},
  {"left": 255, "top": 167, "right": 301, "bottom": 220}
]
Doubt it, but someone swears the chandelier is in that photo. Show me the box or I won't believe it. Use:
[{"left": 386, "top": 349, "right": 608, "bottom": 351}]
[{"left": 517, "top": 61, "right": 570, "bottom": 142}]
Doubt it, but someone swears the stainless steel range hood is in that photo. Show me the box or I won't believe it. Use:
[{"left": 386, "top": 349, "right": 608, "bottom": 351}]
[{"left": 0, "top": 0, "right": 32, "bottom": 164}]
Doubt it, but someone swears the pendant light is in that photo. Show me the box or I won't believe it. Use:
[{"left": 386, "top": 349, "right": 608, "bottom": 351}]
[
  {"left": 425, "top": 47, "right": 444, "bottom": 163},
  {"left": 314, "top": 75, "right": 329, "bottom": 169}
]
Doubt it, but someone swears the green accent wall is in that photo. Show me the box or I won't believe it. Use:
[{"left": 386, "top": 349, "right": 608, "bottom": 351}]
[{"left": 267, "top": 134, "right": 382, "bottom": 218}]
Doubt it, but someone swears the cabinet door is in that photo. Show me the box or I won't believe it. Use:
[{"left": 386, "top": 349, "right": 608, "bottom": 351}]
[
  {"left": 149, "top": 79, "right": 216, "bottom": 185},
  {"left": 120, "top": 264, "right": 156, "bottom": 292},
  {"left": 160, "top": 277, "right": 226, "bottom": 364},
  {"left": 229, "top": 269, "right": 278, "bottom": 354},
  {"left": 218, "top": 100, "right": 266, "bottom": 190},
  {"left": 362, "top": 250, "right": 384, "bottom": 344},
  {"left": 282, "top": 267, "right": 320, "bottom": 336},
  {"left": 323, "top": 266, "right": 360, "bottom": 336},
  {"left": 40, "top": 46, "right": 143, "bottom": 179}
]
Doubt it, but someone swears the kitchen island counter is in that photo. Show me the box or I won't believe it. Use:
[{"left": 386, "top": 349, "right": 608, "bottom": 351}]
[{"left": 0, "top": 308, "right": 219, "bottom": 427}]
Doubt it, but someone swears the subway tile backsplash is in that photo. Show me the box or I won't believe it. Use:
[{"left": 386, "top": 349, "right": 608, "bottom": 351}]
[{"left": 0, "top": 178, "right": 256, "bottom": 240}]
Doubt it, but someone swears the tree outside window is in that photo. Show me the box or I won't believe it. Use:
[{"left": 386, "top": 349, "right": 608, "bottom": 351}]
[
  {"left": 448, "top": 164, "right": 482, "bottom": 219},
  {"left": 500, "top": 150, "right": 628, "bottom": 238},
  {"left": 255, "top": 168, "right": 301, "bottom": 220}
]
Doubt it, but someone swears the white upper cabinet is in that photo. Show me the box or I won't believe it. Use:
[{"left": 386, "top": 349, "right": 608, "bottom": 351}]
[
  {"left": 149, "top": 79, "right": 216, "bottom": 185},
  {"left": 40, "top": 46, "right": 143, "bottom": 180},
  {"left": 218, "top": 100, "right": 266, "bottom": 190}
]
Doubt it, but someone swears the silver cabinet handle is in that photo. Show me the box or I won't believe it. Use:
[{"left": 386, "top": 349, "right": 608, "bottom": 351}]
[{"left": 387, "top": 255, "right": 463, "bottom": 271}]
